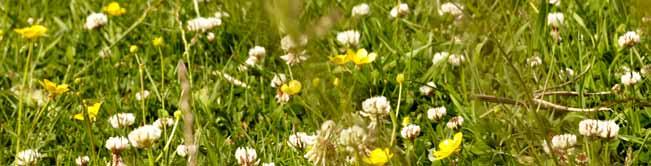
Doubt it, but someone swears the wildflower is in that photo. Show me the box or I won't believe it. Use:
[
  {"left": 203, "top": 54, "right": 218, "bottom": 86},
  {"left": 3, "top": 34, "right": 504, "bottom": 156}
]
[
  {"left": 361, "top": 96, "right": 391, "bottom": 128},
  {"left": 432, "top": 52, "right": 450, "bottom": 64},
  {"left": 527, "top": 56, "right": 542, "bottom": 67},
  {"left": 362, "top": 148, "right": 393, "bottom": 166},
  {"left": 108, "top": 113, "right": 136, "bottom": 129},
  {"left": 402, "top": 117, "right": 411, "bottom": 126},
  {"left": 288, "top": 132, "right": 316, "bottom": 150},
  {"left": 551, "top": 134, "right": 577, "bottom": 150},
  {"left": 187, "top": 17, "right": 222, "bottom": 32},
  {"left": 396, "top": 73, "right": 405, "bottom": 84},
  {"left": 560, "top": 68, "right": 574, "bottom": 79},
  {"left": 262, "top": 163, "right": 275, "bottom": 166},
  {"left": 214, "top": 11, "right": 230, "bottom": 18},
  {"left": 549, "top": 0, "right": 560, "bottom": 6},
  {"left": 446, "top": 116, "right": 464, "bottom": 129},
  {"left": 429, "top": 132, "right": 463, "bottom": 160},
  {"left": 153, "top": 117, "right": 175, "bottom": 129},
  {"left": 389, "top": 3, "right": 409, "bottom": 18},
  {"left": 235, "top": 147, "right": 259, "bottom": 166},
  {"left": 641, "top": 64, "right": 651, "bottom": 77},
  {"left": 547, "top": 12, "right": 564, "bottom": 28},
  {"left": 73, "top": 102, "right": 102, "bottom": 121},
  {"left": 15, "top": 24, "right": 47, "bottom": 40},
  {"left": 427, "top": 106, "right": 447, "bottom": 121},
  {"left": 280, "top": 51, "right": 308, "bottom": 65},
  {"left": 15, "top": 149, "right": 42, "bottom": 166},
  {"left": 275, "top": 91, "right": 291, "bottom": 103},
  {"left": 270, "top": 73, "right": 288, "bottom": 88},
  {"left": 129, "top": 45, "right": 139, "bottom": 53},
  {"left": 280, "top": 80, "right": 302, "bottom": 95},
  {"left": 620, "top": 71, "right": 642, "bottom": 86},
  {"left": 128, "top": 125, "right": 162, "bottom": 148},
  {"left": 206, "top": 32, "right": 216, "bottom": 41},
  {"left": 419, "top": 82, "right": 436, "bottom": 96},
  {"left": 579, "top": 119, "right": 619, "bottom": 139},
  {"left": 439, "top": 2, "right": 463, "bottom": 17},
  {"left": 174, "top": 110, "right": 182, "bottom": 119},
  {"left": 41, "top": 79, "right": 69, "bottom": 98},
  {"left": 336, "top": 30, "right": 361, "bottom": 48},
  {"left": 304, "top": 120, "right": 338, "bottom": 165},
  {"left": 352, "top": 3, "right": 370, "bottom": 17},
  {"left": 447, "top": 54, "right": 465, "bottom": 66},
  {"left": 611, "top": 84, "right": 622, "bottom": 93},
  {"left": 597, "top": 120, "right": 619, "bottom": 138},
  {"left": 280, "top": 35, "right": 308, "bottom": 52},
  {"left": 75, "top": 156, "right": 90, "bottom": 166},
  {"left": 103, "top": 2, "right": 126, "bottom": 16},
  {"left": 176, "top": 145, "right": 188, "bottom": 157},
  {"left": 578, "top": 119, "right": 599, "bottom": 137},
  {"left": 152, "top": 37, "right": 164, "bottom": 47},
  {"left": 217, "top": 71, "right": 249, "bottom": 88},
  {"left": 576, "top": 152, "right": 589, "bottom": 164},
  {"left": 618, "top": 31, "right": 640, "bottom": 47},
  {"left": 84, "top": 13, "right": 108, "bottom": 30},
  {"left": 248, "top": 46, "right": 267, "bottom": 59},
  {"left": 401, "top": 124, "right": 421, "bottom": 140},
  {"left": 135, "top": 90, "right": 150, "bottom": 101},
  {"left": 351, "top": 48, "right": 377, "bottom": 65},
  {"left": 105, "top": 136, "right": 130, "bottom": 153},
  {"left": 339, "top": 125, "right": 368, "bottom": 152}
]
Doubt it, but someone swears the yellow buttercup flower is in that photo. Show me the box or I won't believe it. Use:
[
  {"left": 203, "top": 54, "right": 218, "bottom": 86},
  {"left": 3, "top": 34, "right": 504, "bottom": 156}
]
[
  {"left": 73, "top": 102, "right": 102, "bottom": 121},
  {"left": 152, "top": 37, "right": 164, "bottom": 47},
  {"left": 396, "top": 73, "right": 405, "bottom": 84},
  {"left": 103, "top": 2, "right": 126, "bottom": 16},
  {"left": 330, "top": 49, "right": 357, "bottom": 65},
  {"left": 14, "top": 25, "right": 47, "bottom": 40},
  {"left": 363, "top": 148, "right": 393, "bottom": 166},
  {"left": 402, "top": 117, "right": 411, "bottom": 126},
  {"left": 40, "top": 79, "right": 69, "bottom": 98},
  {"left": 280, "top": 80, "right": 302, "bottom": 95},
  {"left": 129, "top": 45, "right": 139, "bottom": 53},
  {"left": 351, "top": 48, "right": 377, "bottom": 65},
  {"left": 431, "top": 132, "right": 463, "bottom": 160}
]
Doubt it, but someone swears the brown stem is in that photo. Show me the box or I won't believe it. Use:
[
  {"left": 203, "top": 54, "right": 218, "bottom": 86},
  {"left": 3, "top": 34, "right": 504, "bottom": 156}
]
[
  {"left": 177, "top": 61, "right": 197, "bottom": 166},
  {"left": 534, "top": 91, "right": 612, "bottom": 97}
]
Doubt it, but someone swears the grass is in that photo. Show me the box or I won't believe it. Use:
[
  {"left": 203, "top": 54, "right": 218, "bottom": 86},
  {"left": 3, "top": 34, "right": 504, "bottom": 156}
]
[{"left": 1, "top": 0, "right": 651, "bottom": 165}]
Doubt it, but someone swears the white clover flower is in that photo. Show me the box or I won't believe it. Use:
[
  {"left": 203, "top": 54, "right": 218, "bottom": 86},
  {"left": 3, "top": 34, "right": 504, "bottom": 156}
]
[
  {"left": 187, "top": 17, "right": 222, "bottom": 32},
  {"left": 288, "top": 132, "right": 316, "bottom": 150},
  {"left": 176, "top": 144, "right": 188, "bottom": 157},
  {"left": 400, "top": 124, "right": 421, "bottom": 140},
  {"left": 248, "top": 46, "right": 267, "bottom": 59},
  {"left": 15, "top": 149, "right": 42, "bottom": 166},
  {"left": 597, "top": 120, "right": 619, "bottom": 138},
  {"left": 153, "top": 117, "right": 175, "bottom": 129},
  {"left": 389, "top": 3, "right": 410, "bottom": 18},
  {"left": 235, "top": 147, "right": 259, "bottom": 166},
  {"left": 549, "top": 0, "right": 560, "bottom": 6},
  {"left": 427, "top": 106, "right": 447, "bottom": 121},
  {"left": 128, "top": 125, "right": 162, "bottom": 148},
  {"left": 280, "top": 35, "right": 308, "bottom": 52},
  {"left": 135, "top": 90, "right": 150, "bottom": 101},
  {"left": 105, "top": 136, "right": 130, "bottom": 153},
  {"left": 560, "top": 68, "right": 574, "bottom": 79},
  {"left": 446, "top": 116, "right": 464, "bottom": 129},
  {"left": 304, "top": 120, "right": 337, "bottom": 166},
  {"left": 84, "top": 13, "right": 108, "bottom": 30},
  {"left": 432, "top": 52, "right": 450, "bottom": 64},
  {"left": 551, "top": 134, "right": 576, "bottom": 150},
  {"left": 262, "top": 162, "right": 275, "bottom": 166},
  {"left": 351, "top": 3, "right": 370, "bottom": 17},
  {"left": 620, "top": 71, "right": 642, "bottom": 86},
  {"left": 578, "top": 119, "right": 599, "bottom": 137},
  {"left": 339, "top": 125, "right": 367, "bottom": 150},
  {"left": 439, "top": 2, "right": 463, "bottom": 17},
  {"left": 547, "top": 12, "right": 564, "bottom": 28},
  {"left": 419, "top": 82, "right": 436, "bottom": 96},
  {"left": 361, "top": 96, "right": 391, "bottom": 117},
  {"left": 206, "top": 32, "right": 216, "bottom": 41},
  {"left": 336, "top": 30, "right": 361, "bottom": 47},
  {"left": 75, "top": 156, "right": 90, "bottom": 166},
  {"left": 618, "top": 31, "right": 641, "bottom": 47},
  {"left": 447, "top": 54, "right": 465, "bottom": 66},
  {"left": 214, "top": 11, "right": 230, "bottom": 18},
  {"left": 527, "top": 56, "right": 542, "bottom": 67},
  {"left": 218, "top": 71, "right": 250, "bottom": 88},
  {"left": 280, "top": 51, "right": 308, "bottom": 65},
  {"left": 270, "top": 73, "right": 288, "bottom": 88},
  {"left": 108, "top": 113, "right": 136, "bottom": 129}
]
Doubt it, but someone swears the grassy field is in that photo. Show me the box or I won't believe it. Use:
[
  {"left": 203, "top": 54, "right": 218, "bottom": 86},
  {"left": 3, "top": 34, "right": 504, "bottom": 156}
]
[{"left": 1, "top": 0, "right": 651, "bottom": 165}]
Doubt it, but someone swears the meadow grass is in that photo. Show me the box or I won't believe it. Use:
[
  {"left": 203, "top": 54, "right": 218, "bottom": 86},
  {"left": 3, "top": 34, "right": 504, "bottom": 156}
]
[{"left": 1, "top": 0, "right": 651, "bottom": 165}]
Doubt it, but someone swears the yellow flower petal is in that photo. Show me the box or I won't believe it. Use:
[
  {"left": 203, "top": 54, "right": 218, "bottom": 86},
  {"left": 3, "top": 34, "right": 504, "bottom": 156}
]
[
  {"left": 41, "top": 79, "right": 69, "bottom": 98},
  {"left": 74, "top": 102, "right": 102, "bottom": 121},
  {"left": 15, "top": 25, "right": 47, "bottom": 39},
  {"left": 280, "top": 80, "right": 301, "bottom": 95},
  {"left": 330, "top": 54, "right": 349, "bottom": 65},
  {"left": 363, "top": 148, "right": 393, "bottom": 166},
  {"left": 103, "top": 2, "right": 126, "bottom": 16},
  {"left": 432, "top": 132, "right": 463, "bottom": 160}
]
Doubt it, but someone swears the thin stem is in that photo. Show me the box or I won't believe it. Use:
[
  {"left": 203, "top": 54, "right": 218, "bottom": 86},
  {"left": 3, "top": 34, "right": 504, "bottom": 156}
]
[
  {"left": 148, "top": 149, "right": 155, "bottom": 166},
  {"left": 139, "top": 63, "right": 147, "bottom": 125},
  {"left": 16, "top": 43, "right": 33, "bottom": 153},
  {"left": 158, "top": 48, "right": 166, "bottom": 111},
  {"left": 390, "top": 83, "right": 403, "bottom": 146}
]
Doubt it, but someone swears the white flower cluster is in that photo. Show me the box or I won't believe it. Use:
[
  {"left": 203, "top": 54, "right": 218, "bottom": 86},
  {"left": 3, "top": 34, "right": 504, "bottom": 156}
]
[
  {"left": 389, "top": 3, "right": 409, "bottom": 18},
  {"left": 401, "top": 124, "right": 421, "bottom": 140},
  {"left": 620, "top": 71, "right": 642, "bottom": 86},
  {"left": 439, "top": 2, "right": 463, "bottom": 17},
  {"left": 419, "top": 82, "right": 436, "bottom": 96},
  {"left": 108, "top": 113, "right": 136, "bottom": 128},
  {"left": 15, "top": 149, "right": 42, "bottom": 166},
  {"left": 187, "top": 17, "right": 222, "bottom": 32},
  {"left": 336, "top": 30, "right": 361, "bottom": 48},
  {"left": 551, "top": 134, "right": 576, "bottom": 150},
  {"left": 153, "top": 117, "right": 175, "bottom": 129},
  {"left": 235, "top": 147, "right": 259, "bottom": 166},
  {"left": 447, "top": 116, "right": 464, "bottom": 129},
  {"left": 105, "top": 136, "right": 130, "bottom": 153},
  {"left": 527, "top": 56, "right": 542, "bottom": 67},
  {"left": 351, "top": 3, "right": 370, "bottom": 17},
  {"left": 427, "top": 106, "right": 447, "bottom": 121},
  {"left": 432, "top": 52, "right": 450, "bottom": 64},
  {"left": 84, "top": 13, "right": 108, "bottom": 30},
  {"left": 128, "top": 125, "right": 162, "bottom": 148},
  {"left": 361, "top": 96, "right": 391, "bottom": 118},
  {"left": 448, "top": 54, "right": 466, "bottom": 66},
  {"left": 135, "top": 90, "right": 150, "bottom": 101},
  {"left": 578, "top": 119, "right": 619, "bottom": 138},
  {"left": 339, "top": 125, "right": 368, "bottom": 152},
  {"left": 547, "top": 12, "right": 564, "bottom": 28},
  {"left": 549, "top": 0, "right": 561, "bottom": 6},
  {"left": 218, "top": 71, "right": 250, "bottom": 88},
  {"left": 618, "top": 31, "right": 640, "bottom": 47},
  {"left": 280, "top": 35, "right": 309, "bottom": 65},
  {"left": 240, "top": 46, "right": 267, "bottom": 70},
  {"left": 75, "top": 156, "right": 90, "bottom": 166},
  {"left": 176, "top": 144, "right": 188, "bottom": 157},
  {"left": 288, "top": 132, "right": 316, "bottom": 150}
]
